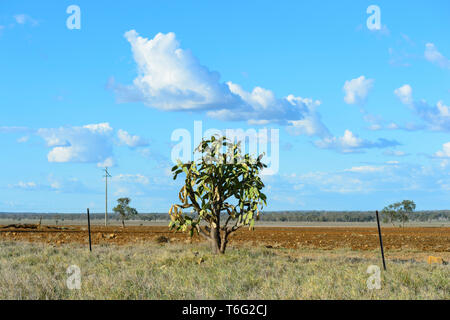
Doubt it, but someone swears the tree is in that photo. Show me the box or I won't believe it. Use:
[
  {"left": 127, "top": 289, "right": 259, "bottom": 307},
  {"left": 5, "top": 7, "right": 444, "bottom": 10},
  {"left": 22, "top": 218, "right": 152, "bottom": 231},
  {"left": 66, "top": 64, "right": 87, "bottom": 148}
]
[
  {"left": 169, "top": 136, "right": 267, "bottom": 254},
  {"left": 381, "top": 200, "right": 416, "bottom": 227},
  {"left": 113, "top": 197, "right": 138, "bottom": 228}
]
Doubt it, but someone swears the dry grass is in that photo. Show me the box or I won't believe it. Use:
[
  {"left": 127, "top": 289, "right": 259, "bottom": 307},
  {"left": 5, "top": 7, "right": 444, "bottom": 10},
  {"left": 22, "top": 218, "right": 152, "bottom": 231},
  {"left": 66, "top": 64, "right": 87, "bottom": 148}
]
[{"left": 0, "top": 240, "right": 448, "bottom": 300}]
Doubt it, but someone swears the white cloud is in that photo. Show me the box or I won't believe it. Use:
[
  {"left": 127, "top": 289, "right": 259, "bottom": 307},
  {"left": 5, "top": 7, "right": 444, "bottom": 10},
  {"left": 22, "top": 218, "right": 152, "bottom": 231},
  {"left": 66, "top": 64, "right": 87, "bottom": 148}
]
[
  {"left": 385, "top": 160, "right": 399, "bottom": 164},
  {"left": 116, "top": 30, "right": 241, "bottom": 112},
  {"left": 13, "top": 14, "right": 38, "bottom": 26},
  {"left": 424, "top": 43, "right": 450, "bottom": 69},
  {"left": 117, "top": 129, "right": 148, "bottom": 148},
  {"left": 47, "top": 176, "right": 91, "bottom": 194},
  {"left": 368, "top": 124, "right": 381, "bottom": 131},
  {"left": 383, "top": 149, "right": 407, "bottom": 157},
  {"left": 294, "top": 171, "right": 365, "bottom": 194},
  {"left": 387, "top": 123, "right": 399, "bottom": 130},
  {"left": 14, "top": 14, "right": 27, "bottom": 24},
  {"left": 416, "top": 100, "right": 450, "bottom": 131},
  {"left": 37, "top": 123, "right": 149, "bottom": 165},
  {"left": 114, "top": 187, "right": 130, "bottom": 197},
  {"left": 343, "top": 76, "right": 374, "bottom": 105},
  {"left": 273, "top": 159, "right": 450, "bottom": 198},
  {"left": 286, "top": 111, "right": 329, "bottom": 137},
  {"left": 110, "top": 173, "right": 170, "bottom": 198},
  {"left": 434, "top": 142, "right": 450, "bottom": 158},
  {"left": 113, "top": 30, "right": 400, "bottom": 153},
  {"left": 314, "top": 130, "right": 399, "bottom": 153},
  {"left": 83, "top": 123, "right": 113, "bottom": 134},
  {"left": 344, "top": 165, "right": 384, "bottom": 173},
  {"left": 38, "top": 123, "right": 114, "bottom": 164},
  {"left": 395, "top": 84, "right": 450, "bottom": 131},
  {"left": 114, "top": 30, "right": 329, "bottom": 134},
  {"left": 112, "top": 174, "right": 150, "bottom": 185},
  {"left": 13, "top": 181, "right": 37, "bottom": 189},
  {"left": 394, "top": 84, "right": 413, "bottom": 105},
  {"left": 97, "top": 157, "right": 114, "bottom": 168},
  {"left": 17, "top": 136, "right": 29, "bottom": 143}
]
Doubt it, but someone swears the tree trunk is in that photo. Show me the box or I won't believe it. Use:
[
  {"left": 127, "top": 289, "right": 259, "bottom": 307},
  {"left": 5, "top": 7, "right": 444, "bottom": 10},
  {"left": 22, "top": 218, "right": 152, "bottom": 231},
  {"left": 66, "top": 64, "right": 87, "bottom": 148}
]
[
  {"left": 209, "top": 222, "right": 222, "bottom": 254},
  {"left": 219, "top": 232, "right": 229, "bottom": 254},
  {"left": 122, "top": 219, "right": 125, "bottom": 228}
]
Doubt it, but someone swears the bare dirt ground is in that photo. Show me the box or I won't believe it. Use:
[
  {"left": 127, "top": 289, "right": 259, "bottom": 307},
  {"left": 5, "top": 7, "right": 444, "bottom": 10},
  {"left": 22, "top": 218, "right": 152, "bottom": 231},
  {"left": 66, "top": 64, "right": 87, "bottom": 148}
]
[{"left": 1, "top": 223, "right": 448, "bottom": 255}]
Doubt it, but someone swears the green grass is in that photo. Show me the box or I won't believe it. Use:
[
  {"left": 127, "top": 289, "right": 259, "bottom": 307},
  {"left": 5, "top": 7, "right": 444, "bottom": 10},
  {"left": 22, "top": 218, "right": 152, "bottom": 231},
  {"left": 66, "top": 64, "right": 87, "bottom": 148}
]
[{"left": 0, "top": 241, "right": 448, "bottom": 299}]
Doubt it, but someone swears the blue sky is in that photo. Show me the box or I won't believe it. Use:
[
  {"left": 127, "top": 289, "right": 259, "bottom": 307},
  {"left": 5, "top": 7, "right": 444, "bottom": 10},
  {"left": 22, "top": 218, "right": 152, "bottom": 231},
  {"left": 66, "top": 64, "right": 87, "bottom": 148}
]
[{"left": 1, "top": 0, "right": 449, "bottom": 213}]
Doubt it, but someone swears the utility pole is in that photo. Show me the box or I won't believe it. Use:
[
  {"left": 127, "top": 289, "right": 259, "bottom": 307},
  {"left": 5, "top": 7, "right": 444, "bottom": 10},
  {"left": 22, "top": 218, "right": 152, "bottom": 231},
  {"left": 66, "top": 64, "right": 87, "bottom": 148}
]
[{"left": 104, "top": 167, "right": 112, "bottom": 227}]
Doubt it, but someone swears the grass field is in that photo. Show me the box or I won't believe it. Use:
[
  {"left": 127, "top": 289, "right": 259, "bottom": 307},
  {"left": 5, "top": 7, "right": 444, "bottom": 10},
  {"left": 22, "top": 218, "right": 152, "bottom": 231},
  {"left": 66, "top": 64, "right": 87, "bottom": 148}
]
[{"left": 0, "top": 240, "right": 448, "bottom": 300}]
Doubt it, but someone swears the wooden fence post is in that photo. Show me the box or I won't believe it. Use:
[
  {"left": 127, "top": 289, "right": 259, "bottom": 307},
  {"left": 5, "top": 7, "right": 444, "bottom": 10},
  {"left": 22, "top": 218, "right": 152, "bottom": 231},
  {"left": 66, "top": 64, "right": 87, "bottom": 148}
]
[
  {"left": 87, "top": 208, "right": 92, "bottom": 252},
  {"left": 376, "top": 210, "right": 386, "bottom": 270}
]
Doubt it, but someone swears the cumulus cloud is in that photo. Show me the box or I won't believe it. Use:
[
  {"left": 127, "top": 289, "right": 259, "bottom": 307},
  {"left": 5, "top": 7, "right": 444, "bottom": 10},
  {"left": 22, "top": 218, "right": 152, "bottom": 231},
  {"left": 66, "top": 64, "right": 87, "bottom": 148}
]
[
  {"left": 434, "top": 142, "right": 450, "bottom": 158},
  {"left": 395, "top": 84, "right": 450, "bottom": 131},
  {"left": 83, "top": 123, "right": 113, "bottom": 134},
  {"left": 97, "top": 157, "right": 114, "bottom": 168},
  {"left": 314, "top": 130, "right": 400, "bottom": 153},
  {"left": 424, "top": 43, "right": 450, "bottom": 69},
  {"left": 113, "top": 30, "right": 329, "bottom": 135},
  {"left": 35, "top": 123, "right": 153, "bottom": 166},
  {"left": 38, "top": 123, "right": 114, "bottom": 165},
  {"left": 343, "top": 76, "right": 374, "bottom": 105},
  {"left": 413, "top": 100, "right": 450, "bottom": 131},
  {"left": 394, "top": 84, "right": 413, "bottom": 105},
  {"left": 115, "top": 30, "right": 241, "bottom": 112},
  {"left": 30, "top": 123, "right": 152, "bottom": 166},
  {"left": 208, "top": 84, "right": 326, "bottom": 131},
  {"left": 117, "top": 129, "right": 149, "bottom": 148},
  {"left": 112, "top": 30, "right": 398, "bottom": 154}
]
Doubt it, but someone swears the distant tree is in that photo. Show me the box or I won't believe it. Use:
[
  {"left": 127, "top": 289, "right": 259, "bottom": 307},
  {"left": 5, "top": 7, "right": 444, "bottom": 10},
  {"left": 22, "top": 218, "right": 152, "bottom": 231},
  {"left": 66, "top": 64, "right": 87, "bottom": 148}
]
[
  {"left": 381, "top": 200, "right": 416, "bottom": 227},
  {"left": 169, "top": 136, "right": 267, "bottom": 254},
  {"left": 113, "top": 197, "right": 138, "bottom": 228}
]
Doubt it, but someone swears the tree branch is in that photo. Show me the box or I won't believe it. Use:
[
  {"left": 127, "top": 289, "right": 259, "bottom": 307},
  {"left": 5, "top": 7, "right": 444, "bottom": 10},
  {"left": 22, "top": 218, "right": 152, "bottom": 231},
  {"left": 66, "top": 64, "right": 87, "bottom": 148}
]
[
  {"left": 221, "top": 215, "right": 233, "bottom": 231},
  {"left": 196, "top": 225, "right": 211, "bottom": 240}
]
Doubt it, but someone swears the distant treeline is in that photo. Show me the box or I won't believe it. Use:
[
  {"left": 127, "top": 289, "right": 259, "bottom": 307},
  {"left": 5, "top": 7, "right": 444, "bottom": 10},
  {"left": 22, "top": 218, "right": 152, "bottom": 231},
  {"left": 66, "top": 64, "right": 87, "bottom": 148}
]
[
  {"left": 0, "top": 210, "right": 449, "bottom": 222},
  {"left": 259, "top": 210, "right": 450, "bottom": 222},
  {"left": 0, "top": 212, "right": 169, "bottom": 222}
]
